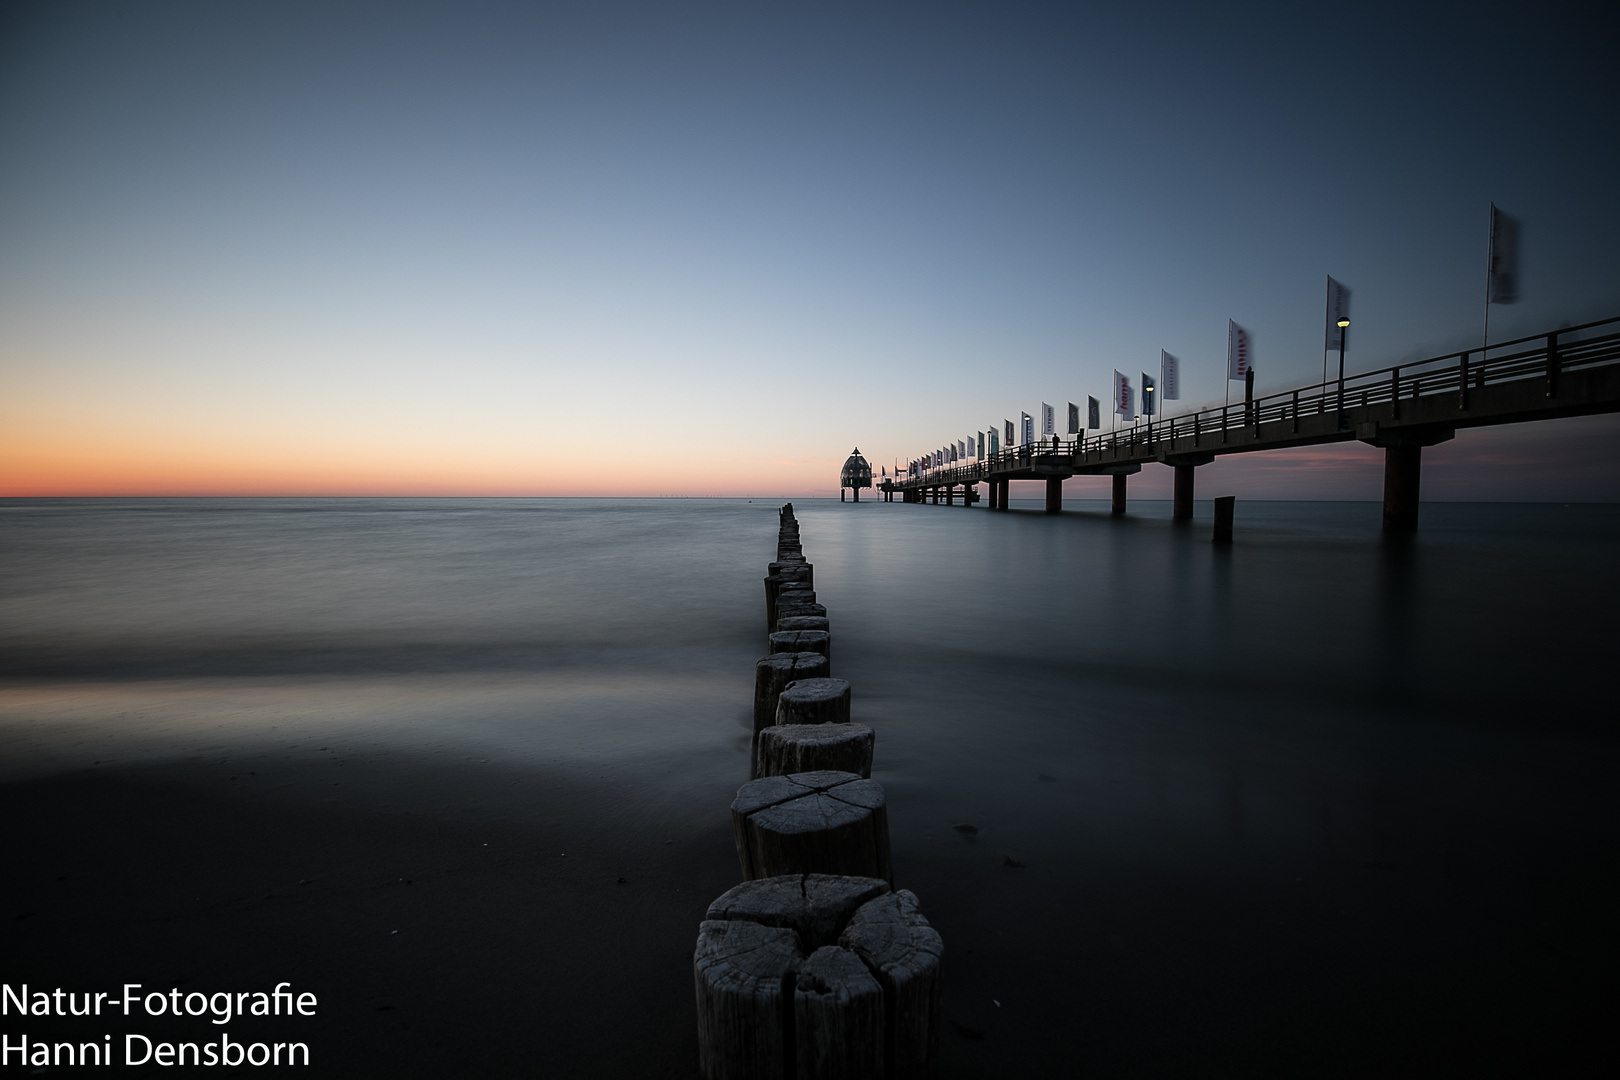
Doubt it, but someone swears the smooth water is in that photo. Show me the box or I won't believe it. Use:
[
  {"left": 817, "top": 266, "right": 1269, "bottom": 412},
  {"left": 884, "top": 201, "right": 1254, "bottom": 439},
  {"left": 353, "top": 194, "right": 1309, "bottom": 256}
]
[{"left": 2, "top": 496, "right": 1615, "bottom": 1072}]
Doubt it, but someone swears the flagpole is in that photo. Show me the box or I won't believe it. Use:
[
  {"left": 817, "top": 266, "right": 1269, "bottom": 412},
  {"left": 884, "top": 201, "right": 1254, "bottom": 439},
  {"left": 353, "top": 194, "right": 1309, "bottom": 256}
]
[
  {"left": 1224, "top": 324, "right": 1231, "bottom": 411},
  {"left": 1482, "top": 202, "right": 1495, "bottom": 361},
  {"left": 1322, "top": 276, "right": 1330, "bottom": 389}
]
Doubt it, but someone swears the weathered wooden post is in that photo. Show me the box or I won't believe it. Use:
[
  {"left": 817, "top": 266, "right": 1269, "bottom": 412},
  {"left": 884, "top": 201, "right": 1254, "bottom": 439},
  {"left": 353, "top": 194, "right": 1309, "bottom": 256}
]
[
  {"left": 695, "top": 877, "right": 942, "bottom": 1080},
  {"left": 768, "top": 629, "right": 831, "bottom": 661},
  {"left": 839, "top": 890, "right": 945, "bottom": 1079},
  {"left": 1213, "top": 495, "right": 1235, "bottom": 543},
  {"left": 776, "top": 615, "right": 831, "bottom": 634},
  {"left": 774, "top": 600, "right": 828, "bottom": 629},
  {"left": 1112, "top": 472, "right": 1127, "bottom": 515},
  {"left": 776, "top": 677, "right": 851, "bottom": 725},
  {"left": 731, "top": 770, "right": 893, "bottom": 885},
  {"left": 693, "top": 918, "right": 801, "bottom": 1080},
  {"left": 755, "top": 723, "right": 874, "bottom": 779},
  {"left": 754, "top": 653, "right": 830, "bottom": 731}
]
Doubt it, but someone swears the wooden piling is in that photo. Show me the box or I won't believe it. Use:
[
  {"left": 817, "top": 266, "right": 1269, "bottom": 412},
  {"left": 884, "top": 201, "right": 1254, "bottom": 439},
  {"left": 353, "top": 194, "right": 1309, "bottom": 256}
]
[
  {"left": 776, "top": 615, "right": 830, "bottom": 634},
  {"left": 795, "top": 947, "right": 885, "bottom": 1079},
  {"left": 697, "top": 875, "right": 941, "bottom": 1080},
  {"left": 1112, "top": 472, "right": 1127, "bottom": 515},
  {"left": 1045, "top": 475, "right": 1062, "bottom": 514},
  {"left": 704, "top": 874, "right": 890, "bottom": 950},
  {"left": 774, "top": 600, "right": 828, "bottom": 629},
  {"left": 1213, "top": 495, "right": 1235, "bottom": 543},
  {"left": 775, "top": 677, "right": 851, "bottom": 726},
  {"left": 755, "top": 723, "right": 874, "bottom": 779},
  {"left": 754, "top": 653, "right": 830, "bottom": 731},
  {"left": 768, "top": 630, "right": 831, "bottom": 661},
  {"left": 693, "top": 918, "right": 801, "bottom": 1080},
  {"left": 731, "top": 771, "right": 893, "bottom": 885},
  {"left": 838, "top": 889, "right": 945, "bottom": 1079}
]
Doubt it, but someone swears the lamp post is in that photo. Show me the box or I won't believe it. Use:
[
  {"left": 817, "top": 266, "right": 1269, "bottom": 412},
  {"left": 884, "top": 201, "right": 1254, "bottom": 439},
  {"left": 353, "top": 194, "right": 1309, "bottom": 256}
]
[{"left": 1335, "top": 317, "right": 1350, "bottom": 429}]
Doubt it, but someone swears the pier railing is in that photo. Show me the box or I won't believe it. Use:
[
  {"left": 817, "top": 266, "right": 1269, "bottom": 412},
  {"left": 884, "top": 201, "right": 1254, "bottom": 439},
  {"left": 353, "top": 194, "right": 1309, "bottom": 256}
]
[{"left": 900, "top": 314, "right": 1620, "bottom": 486}]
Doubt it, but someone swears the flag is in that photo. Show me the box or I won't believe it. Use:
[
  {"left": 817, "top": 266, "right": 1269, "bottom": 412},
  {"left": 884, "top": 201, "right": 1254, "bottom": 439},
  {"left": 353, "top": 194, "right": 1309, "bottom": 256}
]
[
  {"left": 977, "top": 431, "right": 985, "bottom": 457},
  {"left": 989, "top": 428, "right": 1000, "bottom": 455},
  {"left": 1004, "top": 419, "right": 1014, "bottom": 446},
  {"left": 1160, "top": 351, "right": 1180, "bottom": 400},
  {"left": 1020, "top": 412, "right": 1034, "bottom": 444},
  {"left": 1141, "top": 372, "right": 1156, "bottom": 416},
  {"left": 1087, "top": 395, "right": 1100, "bottom": 429},
  {"left": 1113, "top": 370, "right": 1134, "bottom": 417},
  {"left": 1226, "top": 320, "right": 1252, "bottom": 381},
  {"left": 1488, "top": 204, "right": 1519, "bottom": 304},
  {"left": 1041, "top": 403, "right": 1055, "bottom": 436},
  {"left": 1067, "top": 402, "right": 1080, "bottom": 434},
  {"left": 1325, "top": 277, "right": 1352, "bottom": 348},
  {"left": 958, "top": 440, "right": 966, "bottom": 460}
]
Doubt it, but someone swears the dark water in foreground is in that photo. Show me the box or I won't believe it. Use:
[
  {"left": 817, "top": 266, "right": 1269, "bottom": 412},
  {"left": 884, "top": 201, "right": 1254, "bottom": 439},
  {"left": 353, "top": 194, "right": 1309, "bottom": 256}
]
[{"left": 2, "top": 497, "right": 1616, "bottom": 1074}]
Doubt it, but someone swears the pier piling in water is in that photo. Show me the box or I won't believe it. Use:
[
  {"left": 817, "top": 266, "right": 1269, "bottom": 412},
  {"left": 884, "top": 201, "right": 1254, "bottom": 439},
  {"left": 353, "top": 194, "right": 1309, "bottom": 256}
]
[
  {"left": 1213, "top": 495, "right": 1235, "bottom": 543},
  {"left": 1174, "top": 464, "right": 1196, "bottom": 521}
]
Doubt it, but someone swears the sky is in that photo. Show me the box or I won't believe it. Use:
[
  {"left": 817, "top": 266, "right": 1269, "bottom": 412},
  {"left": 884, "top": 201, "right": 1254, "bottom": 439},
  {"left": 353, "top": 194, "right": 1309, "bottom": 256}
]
[{"left": 2, "top": 0, "right": 1617, "bottom": 498}]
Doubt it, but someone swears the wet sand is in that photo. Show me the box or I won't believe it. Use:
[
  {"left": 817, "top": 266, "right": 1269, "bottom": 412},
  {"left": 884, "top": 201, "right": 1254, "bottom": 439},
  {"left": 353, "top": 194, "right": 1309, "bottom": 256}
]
[{"left": 5, "top": 720, "right": 1612, "bottom": 1077}]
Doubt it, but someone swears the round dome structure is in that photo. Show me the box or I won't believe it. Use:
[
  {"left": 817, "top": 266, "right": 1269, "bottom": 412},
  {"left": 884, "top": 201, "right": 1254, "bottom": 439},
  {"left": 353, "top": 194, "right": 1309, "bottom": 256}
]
[{"left": 839, "top": 448, "right": 872, "bottom": 502}]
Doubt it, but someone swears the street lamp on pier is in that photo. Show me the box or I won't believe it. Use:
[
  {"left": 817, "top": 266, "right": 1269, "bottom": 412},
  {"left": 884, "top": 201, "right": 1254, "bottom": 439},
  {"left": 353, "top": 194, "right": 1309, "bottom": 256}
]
[{"left": 1335, "top": 317, "right": 1350, "bottom": 429}]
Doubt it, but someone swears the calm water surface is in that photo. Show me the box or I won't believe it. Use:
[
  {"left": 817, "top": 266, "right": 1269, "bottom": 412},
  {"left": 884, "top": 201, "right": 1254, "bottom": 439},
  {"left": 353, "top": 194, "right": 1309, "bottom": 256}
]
[{"left": 2, "top": 497, "right": 1614, "bottom": 1073}]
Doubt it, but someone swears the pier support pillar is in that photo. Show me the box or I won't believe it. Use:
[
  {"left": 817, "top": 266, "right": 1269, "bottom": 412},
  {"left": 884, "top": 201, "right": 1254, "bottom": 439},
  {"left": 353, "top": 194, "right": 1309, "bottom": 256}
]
[
  {"left": 1045, "top": 476, "right": 1063, "bottom": 514},
  {"left": 840, "top": 489, "right": 846, "bottom": 502},
  {"left": 1360, "top": 426, "right": 1450, "bottom": 534},
  {"left": 1173, "top": 465, "right": 1195, "bottom": 521},
  {"left": 1112, "top": 473, "right": 1127, "bottom": 515},
  {"left": 1382, "top": 445, "right": 1422, "bottom": 533},
  {"left": 998, "top": 480, "right": 1011, "bottom": 511},
  {"left": 988, "top": 481, "right": 999, "bottom": 510}
]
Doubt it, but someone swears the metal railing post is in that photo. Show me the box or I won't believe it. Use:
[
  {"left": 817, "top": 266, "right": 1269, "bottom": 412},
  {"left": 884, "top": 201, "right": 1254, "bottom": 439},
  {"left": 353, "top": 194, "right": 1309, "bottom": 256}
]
[{"left": 1547, "top": 331, "right": 1560, "bottom": 397}]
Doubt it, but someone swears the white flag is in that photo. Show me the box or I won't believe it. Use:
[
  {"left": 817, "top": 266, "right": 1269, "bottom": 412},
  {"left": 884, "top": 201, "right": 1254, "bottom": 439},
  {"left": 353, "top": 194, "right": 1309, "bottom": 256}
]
[
  {"left": 1113, "top": 370, "right": 1134, "bottom": 417},
  {"left": 1041, "top": 403, "right": 1055, "bottom": 435},
  {"left": 1325, "top": 277, "right": 1352, "bottom": 349},
  {"left": 1226, "top": 320, "right": 1252, "bottom": 381},
  {"left": 1160, "top": 350, "right": 1180, "bottom": 400},
  {"left": 1020, "top": 412, "right": 1034, "bottom": 444}
]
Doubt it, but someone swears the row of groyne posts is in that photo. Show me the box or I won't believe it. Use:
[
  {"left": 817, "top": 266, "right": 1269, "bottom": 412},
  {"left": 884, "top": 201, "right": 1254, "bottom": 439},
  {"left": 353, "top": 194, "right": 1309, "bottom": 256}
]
[{"left": 692, "top": 504, "right": 944, "bottom": 1080}]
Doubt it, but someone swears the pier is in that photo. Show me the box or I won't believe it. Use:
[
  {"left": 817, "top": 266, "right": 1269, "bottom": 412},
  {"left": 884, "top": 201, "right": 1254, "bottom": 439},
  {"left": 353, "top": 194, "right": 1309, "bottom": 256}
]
[{"left": 882, "top": 315, "right": 1620, "bottom": 530}]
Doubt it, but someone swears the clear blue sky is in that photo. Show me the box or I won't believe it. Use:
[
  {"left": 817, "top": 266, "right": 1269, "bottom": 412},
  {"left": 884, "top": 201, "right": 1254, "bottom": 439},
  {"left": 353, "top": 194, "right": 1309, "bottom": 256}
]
[{"left": 2, "top": 1, "right": 1616, "bottom": 497}]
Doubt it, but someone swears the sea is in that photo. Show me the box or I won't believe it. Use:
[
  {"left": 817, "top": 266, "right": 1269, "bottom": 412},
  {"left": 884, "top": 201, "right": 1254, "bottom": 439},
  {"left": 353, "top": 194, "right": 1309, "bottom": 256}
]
[{"left": 2, "top": 496, "right": 1615, "bottom": 1073}]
